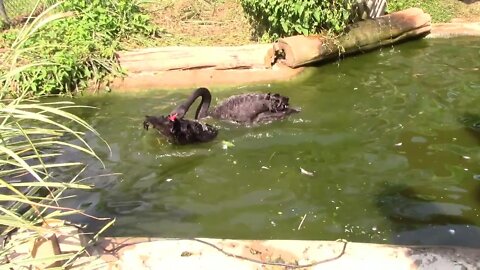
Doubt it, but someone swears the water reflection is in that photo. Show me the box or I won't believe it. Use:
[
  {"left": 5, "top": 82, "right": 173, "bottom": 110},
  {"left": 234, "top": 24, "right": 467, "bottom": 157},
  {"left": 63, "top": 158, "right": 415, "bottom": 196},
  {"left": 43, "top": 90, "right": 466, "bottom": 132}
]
[
  {"left": 459, "top": 112, "right": 480, "bottom": 144},
  {"left": 375, "top": 183, "right": 480, "bottom": 248}
]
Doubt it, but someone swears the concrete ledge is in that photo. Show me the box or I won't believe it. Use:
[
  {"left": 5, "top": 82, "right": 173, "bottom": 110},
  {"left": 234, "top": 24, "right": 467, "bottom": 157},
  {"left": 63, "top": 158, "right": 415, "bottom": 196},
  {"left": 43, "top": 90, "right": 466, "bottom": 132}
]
[
  {"left": 428, "top": 22, "right": 480, "bottom": 38},
  {"left": 73, "top": 237, "right": 480, "bottom": 270},
  {"left": 108, "top": 64, "right": 305, "bottom": 93}
]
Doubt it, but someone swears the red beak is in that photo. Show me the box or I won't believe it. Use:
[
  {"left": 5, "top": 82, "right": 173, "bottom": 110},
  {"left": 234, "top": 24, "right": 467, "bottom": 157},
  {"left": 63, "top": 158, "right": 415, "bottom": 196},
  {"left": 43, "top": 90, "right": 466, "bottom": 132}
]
[{"left": 168, "top": 114, "right": 177, "bottom": 121}]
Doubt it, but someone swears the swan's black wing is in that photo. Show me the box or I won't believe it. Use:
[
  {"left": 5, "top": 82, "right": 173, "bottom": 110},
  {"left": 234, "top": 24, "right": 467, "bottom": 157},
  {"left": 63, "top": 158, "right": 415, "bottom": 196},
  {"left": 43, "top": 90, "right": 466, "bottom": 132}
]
[
  {"left": 171, "top": 118, "right": 218, "bottom": 145},
  {"left": 210, "top": 93, "right": 299, "bottom": 124},
  {"left": 253, "top": 108, "right": 300, "bottom": 123},
  {"left": 144, "top": 115, "right": 217, "bottom": 145}
]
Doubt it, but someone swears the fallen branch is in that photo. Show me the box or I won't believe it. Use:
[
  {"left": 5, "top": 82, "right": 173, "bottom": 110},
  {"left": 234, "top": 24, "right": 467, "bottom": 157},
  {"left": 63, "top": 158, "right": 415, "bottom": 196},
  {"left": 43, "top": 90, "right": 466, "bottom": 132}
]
[{"left": 273, "top": 8, "right": 432, "bottom": 68}]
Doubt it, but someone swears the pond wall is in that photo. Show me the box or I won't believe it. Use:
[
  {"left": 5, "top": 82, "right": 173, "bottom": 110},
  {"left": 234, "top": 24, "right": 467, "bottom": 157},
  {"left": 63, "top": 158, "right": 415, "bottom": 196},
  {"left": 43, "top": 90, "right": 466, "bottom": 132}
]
[{"left": 74, "top": 237, "right": 480, "bottom": 269}]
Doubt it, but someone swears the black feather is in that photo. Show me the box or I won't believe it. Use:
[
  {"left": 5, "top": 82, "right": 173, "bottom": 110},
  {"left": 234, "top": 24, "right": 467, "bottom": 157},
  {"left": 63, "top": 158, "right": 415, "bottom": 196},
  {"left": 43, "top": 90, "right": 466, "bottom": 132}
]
[
  {"left": 143, "top": 115, "right": 217, "bottom": 145},
  {"left": 170, "top": 87, "right": 300, "bottom": 125}
]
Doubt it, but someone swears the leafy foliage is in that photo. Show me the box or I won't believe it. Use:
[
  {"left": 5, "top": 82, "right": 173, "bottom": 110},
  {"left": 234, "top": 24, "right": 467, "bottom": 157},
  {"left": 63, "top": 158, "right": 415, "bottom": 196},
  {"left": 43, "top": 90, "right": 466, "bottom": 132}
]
[
  {"left": 0, "top": 0, "right": 159, "bottom": 96},
  {"left": 240, "top": 0, "right": 356, "bottom": 41}
]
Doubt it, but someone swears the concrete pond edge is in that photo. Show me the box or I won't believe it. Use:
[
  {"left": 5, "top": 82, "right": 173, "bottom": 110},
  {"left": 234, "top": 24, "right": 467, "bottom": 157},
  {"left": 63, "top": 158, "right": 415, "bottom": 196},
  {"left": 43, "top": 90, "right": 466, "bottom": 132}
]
[
  {"left": 81, "top": 237, "right": 480, "bottom": 270},
  {"left": 5, "top": 221, "right": 480, "bottom": 270}
]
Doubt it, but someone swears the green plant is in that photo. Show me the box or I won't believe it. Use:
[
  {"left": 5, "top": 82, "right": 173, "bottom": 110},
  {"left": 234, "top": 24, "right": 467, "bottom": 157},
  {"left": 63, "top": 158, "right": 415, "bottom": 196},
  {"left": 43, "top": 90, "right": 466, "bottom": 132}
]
[
  {"left": 0, "top": 94, "right": 114, "bottom": 268},
  {"left": 241, "top": 0, "right": 356, "bottom": 41},
  {"left": 0, "top": 0, "right": 159, "bottom": 96},
  {"left": 0, "top": 5, "right": 114, "bottom": 268},
  {"left": 387, "top": 0, "right": 457, "bottom": 22}
]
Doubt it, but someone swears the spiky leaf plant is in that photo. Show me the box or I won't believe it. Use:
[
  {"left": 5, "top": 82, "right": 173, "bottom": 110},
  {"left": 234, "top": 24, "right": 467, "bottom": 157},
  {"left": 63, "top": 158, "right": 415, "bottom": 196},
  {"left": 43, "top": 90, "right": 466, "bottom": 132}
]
[{"left": 0, "top": 2, "right": 114, "bottom": 268}]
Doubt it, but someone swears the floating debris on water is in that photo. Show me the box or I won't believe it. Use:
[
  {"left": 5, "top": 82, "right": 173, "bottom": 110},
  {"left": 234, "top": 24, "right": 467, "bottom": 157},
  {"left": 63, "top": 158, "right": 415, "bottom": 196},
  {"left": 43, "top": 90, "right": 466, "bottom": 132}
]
[
  {"left": 300, "top": 167, "right": 314, "bottom": 176},
  {"left": 222, "top": 140, "right": 235, "bottom": 150},
  {"left": 298, "top": 214, "right": 307, "bottom": 230},
  {"left": 166, "top": 178, "right": 172, "bottom": 182},
  {"left": 411, "top": 136, "right": 427, "bottom": 143}
]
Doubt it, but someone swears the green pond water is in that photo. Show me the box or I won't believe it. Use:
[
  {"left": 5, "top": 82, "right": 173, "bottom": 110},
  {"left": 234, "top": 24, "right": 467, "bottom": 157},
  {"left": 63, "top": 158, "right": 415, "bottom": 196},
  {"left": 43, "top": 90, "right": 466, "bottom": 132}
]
[{"left": 63, "top": 37, "right": 480, "bottom": 247}]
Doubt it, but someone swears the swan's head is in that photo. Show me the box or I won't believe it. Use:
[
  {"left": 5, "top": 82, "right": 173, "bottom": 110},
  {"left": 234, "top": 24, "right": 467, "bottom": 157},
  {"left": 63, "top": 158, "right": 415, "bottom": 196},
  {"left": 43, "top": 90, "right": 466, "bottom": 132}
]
[
  {"left": 144, "top": 114, "right": 218, "bottom": 145},
  {"left": 144, "top": 115, "right": 180, "bottom": 138}
]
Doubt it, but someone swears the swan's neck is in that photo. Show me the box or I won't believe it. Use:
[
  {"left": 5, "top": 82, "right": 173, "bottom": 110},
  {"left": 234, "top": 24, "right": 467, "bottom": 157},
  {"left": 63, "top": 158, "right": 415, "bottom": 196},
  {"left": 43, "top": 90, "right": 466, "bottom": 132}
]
[
  {"left": 171, "top": 87, "right": 212, "bottom": 119},
  {"left": 194, "top": 87, "right": 211, "bottom": 119}
]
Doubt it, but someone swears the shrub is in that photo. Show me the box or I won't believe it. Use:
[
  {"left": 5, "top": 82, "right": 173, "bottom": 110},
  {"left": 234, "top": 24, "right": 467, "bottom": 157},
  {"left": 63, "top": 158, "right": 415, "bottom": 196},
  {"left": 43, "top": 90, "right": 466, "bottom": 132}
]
[
  {"left": 0, "top": 0, "right": 159, "bottom": 96},
  {"left": 240, "top": 0, "right": 356, "bottom": 41}
]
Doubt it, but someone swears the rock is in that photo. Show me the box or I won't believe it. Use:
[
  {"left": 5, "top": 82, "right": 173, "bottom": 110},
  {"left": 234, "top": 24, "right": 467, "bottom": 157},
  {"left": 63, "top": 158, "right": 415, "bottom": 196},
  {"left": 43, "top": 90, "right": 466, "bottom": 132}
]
[{"left": 4, "top": 219, "right": 88, "bottom": 270}]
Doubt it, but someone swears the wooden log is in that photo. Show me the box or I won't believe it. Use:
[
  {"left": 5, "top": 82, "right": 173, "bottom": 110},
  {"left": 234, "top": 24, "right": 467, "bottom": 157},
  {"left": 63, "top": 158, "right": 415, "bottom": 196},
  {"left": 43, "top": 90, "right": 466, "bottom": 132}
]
[
  {"left": 116, "top": 44, "right": 272, "bottom": 73},
  {"left": 274, "top": 8, "right": 432, "bottom": 68}
]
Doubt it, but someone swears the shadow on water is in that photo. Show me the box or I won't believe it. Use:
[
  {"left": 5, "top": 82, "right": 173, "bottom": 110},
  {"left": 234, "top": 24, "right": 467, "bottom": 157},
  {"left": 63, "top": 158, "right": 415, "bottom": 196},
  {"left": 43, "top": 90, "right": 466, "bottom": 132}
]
[
  {"left": 459, "top": 111, "right": 480, "bottom": 205},
  {"left": 374, "top": 112, "right": 480, "bottom": 248},
  {"left": 375, "top": 183, "right": 480, "bottom": 248},
  {"left": 458, "top": 112, "right": 480, "bottom": 144},
  {"left": 376, "top": 181, "right": 480, "bottom": 248},
  {"left": 58, "top": 160, "right": 211, "bottom": 236}
]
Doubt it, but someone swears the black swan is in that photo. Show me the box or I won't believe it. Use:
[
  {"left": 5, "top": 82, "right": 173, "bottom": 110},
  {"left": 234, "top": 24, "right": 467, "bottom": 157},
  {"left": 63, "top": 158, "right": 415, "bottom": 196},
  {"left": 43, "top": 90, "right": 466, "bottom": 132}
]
[
  {"left": 143, "top": 115, "right": 217, "bottom": 145},
  {"left": 169, "top": 87, "right": 300, "bottom": 124}
]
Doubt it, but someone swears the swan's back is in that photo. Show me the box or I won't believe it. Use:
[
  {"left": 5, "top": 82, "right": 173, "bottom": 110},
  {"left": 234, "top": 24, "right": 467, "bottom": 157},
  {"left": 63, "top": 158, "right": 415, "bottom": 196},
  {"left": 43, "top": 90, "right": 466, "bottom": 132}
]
[{"left": 210, "top": 93, "right": 298, "bottom": 124}]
